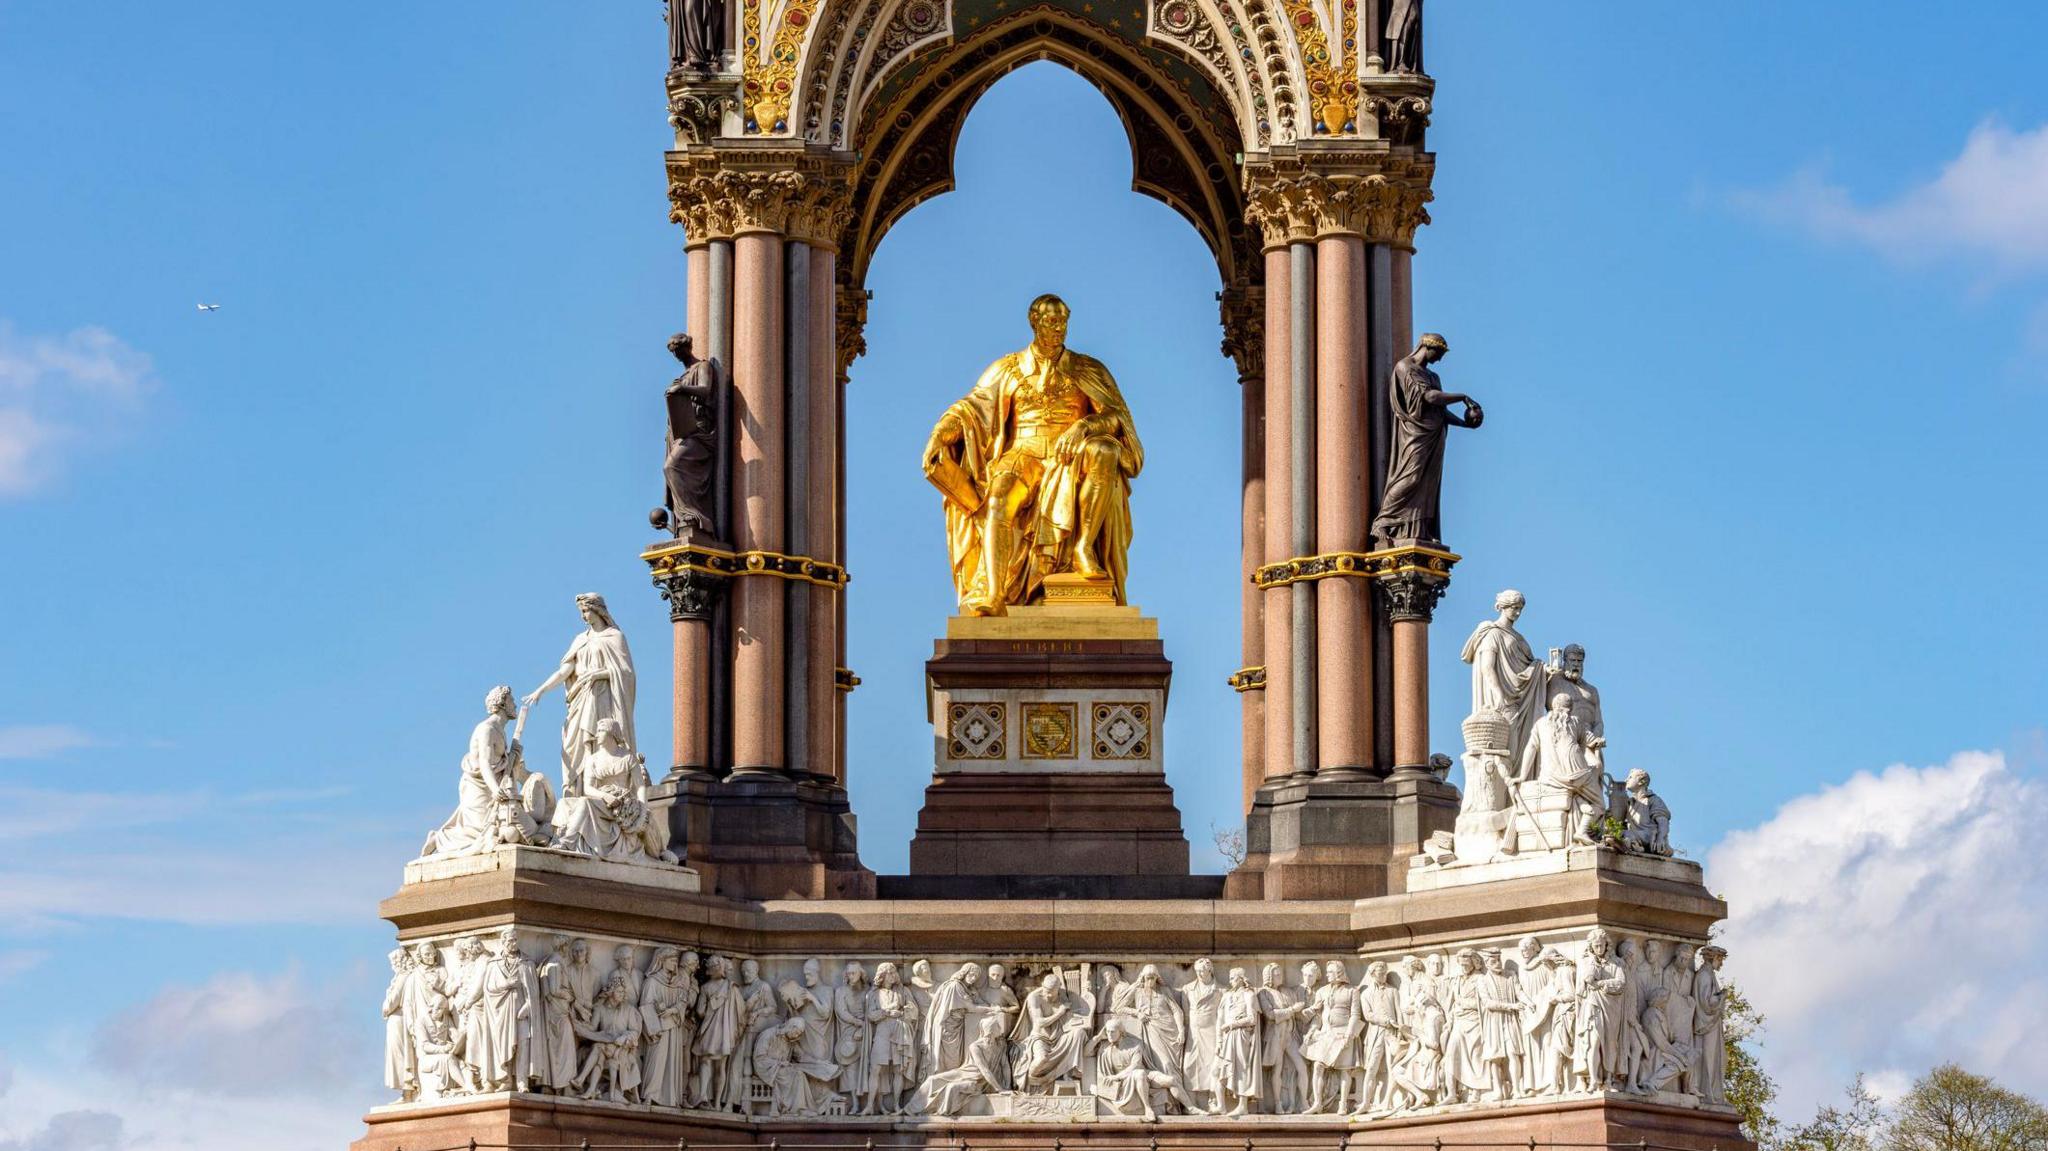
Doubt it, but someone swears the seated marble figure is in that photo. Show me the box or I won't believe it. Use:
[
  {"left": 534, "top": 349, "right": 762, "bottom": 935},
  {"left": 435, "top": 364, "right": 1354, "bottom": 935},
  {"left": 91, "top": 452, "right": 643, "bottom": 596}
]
[{"left": 550, "top": 717, "right": 671, "bottom": 864}]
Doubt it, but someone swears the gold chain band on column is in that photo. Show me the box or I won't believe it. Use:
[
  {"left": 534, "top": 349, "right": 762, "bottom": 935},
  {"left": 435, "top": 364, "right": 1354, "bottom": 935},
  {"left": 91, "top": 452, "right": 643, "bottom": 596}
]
[
  {"left": 642, "top": 541, "right": 850, "bottom": 589},
  {"left": 1251, "top": 543, "right": 1458, "bottom": 589}
]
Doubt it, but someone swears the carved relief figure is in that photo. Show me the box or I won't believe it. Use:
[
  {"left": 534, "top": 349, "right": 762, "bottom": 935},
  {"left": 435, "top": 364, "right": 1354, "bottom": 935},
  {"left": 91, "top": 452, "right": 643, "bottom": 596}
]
[
  {"left": 1216, "top": 968, "right": 1263, "bottom": 1117},
  {"left": 923, "top": 962, "right": 981, "bottom": 1078},
  {"left": 1302, "top": 960, "right": 1361, "bottom": 1113},
  {"left": 1091, "top": 1017, "right": 1198, "bottom": 1120},
  {"left": 862, "top": 961, "right": 920, "bottom": 1115},
  {"left": 1442, "top": 950, "right": 1486, "bottom": 1103},
  {"left": 729, "top": 957, "right": 781, "bottom": 1111},
  {"left": 654, "top": 332, "right": 723, "bottom": 537},
  {"left": 924, "top": 294, "right": 1144, "bottom": 614},
  {"left": 912, "top": 1014, "right": 1011, "bottom": 1117},
  {"left": 756, "top": 1016, "right": 842, "bottom": 1117},
  {"left": 1371, "top": 333, "right": 1480, "bottom": 546},
  {"left": 1692, "top": 946, "right": 1729, "bottom": 1103},
  {"left": 692, "top": 955, "right": 741, "bottom": 1108},
  {"left": 1574, "top": 929, "right": 1628, "bottom": 1092},
  {"left": 640, "top": 948, "right": 692, "bottom": 1107},
  {"left": 573, "top": 971, "right": 644, "bottom": 1103},
  {"left": 1352, "top": 961, "right": 1403, "bottom": 1116},
  {"left": 383, "top": 948, "right": 418, "bottom": 1101},
  {"left": 535, "top": 938, "right": 583, "bottom": 1093},
  {"left": 1476, "top": 949, "right": 1524, "bottom": 1101},
  {"left": 1257, "top": 961, "right": 1309, "bottom": 1113},
  {"left": 1012, "top": 970, "right": 1089, "bottom": 1092},
  {"left": 1182, "top": 957, "right": 1224, "bottom": 1109},
  {"left": 1126, "top": 965, "right": 1189, "bottom": 1093},
  {"left": 834, "top": 962, "right": 872, "bottom": 1098}
]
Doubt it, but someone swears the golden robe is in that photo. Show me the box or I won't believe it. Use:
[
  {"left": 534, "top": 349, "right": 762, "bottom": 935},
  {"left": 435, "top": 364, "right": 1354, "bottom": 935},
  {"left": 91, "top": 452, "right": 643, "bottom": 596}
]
[{"left": 926, "top": 344, "right": 1143, "bottom": 610}]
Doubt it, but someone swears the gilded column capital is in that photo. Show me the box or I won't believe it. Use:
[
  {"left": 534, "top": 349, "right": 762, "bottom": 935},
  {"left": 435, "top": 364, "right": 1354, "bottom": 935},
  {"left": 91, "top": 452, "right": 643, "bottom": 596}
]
[{"left": 785, "top": 179, "right": 855, "bottom": 250}]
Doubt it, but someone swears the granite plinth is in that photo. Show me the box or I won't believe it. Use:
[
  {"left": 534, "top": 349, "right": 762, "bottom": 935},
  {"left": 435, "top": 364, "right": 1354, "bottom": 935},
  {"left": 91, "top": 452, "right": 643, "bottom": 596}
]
[
  {"left": 654, "top": 771, "right": 874, "bottom": 901},
  {"left": 1230, "top": 771, "right": 1458, "bottom": 900},
  {"left": 910, "top": 606, "right": 1192, "bottom": 880}
]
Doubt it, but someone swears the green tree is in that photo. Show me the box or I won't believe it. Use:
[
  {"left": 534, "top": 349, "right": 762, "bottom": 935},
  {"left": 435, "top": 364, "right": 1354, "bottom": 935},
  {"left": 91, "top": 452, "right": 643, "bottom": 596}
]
[
  {"left": 1884, "top": 1065, "right": 2048, "bottom": 1151},
  {"left": 1786, "top": 1074, "right": 1887, "bottom": 1151},
  {"left": 1722, "top": 981, "right": 1784, "bottom": 1148}
]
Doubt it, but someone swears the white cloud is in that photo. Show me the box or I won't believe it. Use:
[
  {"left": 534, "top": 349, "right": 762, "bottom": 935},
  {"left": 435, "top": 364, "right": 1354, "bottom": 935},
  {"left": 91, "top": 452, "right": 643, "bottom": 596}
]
[
  {"left": 0, "top": 779, "right": 409, "bottom": 929},
  {"left": 0, "top": 950, "right": 50, "bottom": 984},
  {"left": 0, "top": 1058, "right": 371, "bottom": 1151},
  {"left": 91, "top": 968, "right": 367, "bottom": 1097},
  {"left": 1737, "top": 120, "right": 2048, "bottom": 274},
  {"left": 0, "top": 1111, "right": 125, "bottom": 1151},
  {"left": 0, "top": 320, "right": 154, "bottom": 497},
  {"left": 1710, "top": 749, "right": 2048, "bottom": 1115},
  {"left": 0, "top": 725, "right": 99, "bottom": 761}
]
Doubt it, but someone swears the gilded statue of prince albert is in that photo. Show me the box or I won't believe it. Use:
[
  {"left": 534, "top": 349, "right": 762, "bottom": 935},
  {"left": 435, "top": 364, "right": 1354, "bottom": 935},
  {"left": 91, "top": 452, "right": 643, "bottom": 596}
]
[{"left": 923, "top": 295, "right": 1143, "bottom": 616}]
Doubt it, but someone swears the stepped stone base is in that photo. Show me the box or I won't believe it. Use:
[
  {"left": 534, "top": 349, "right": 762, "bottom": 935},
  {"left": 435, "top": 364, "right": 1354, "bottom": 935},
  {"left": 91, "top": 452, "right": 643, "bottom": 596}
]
[
  {"left": 354, "top": 1087, "right": 1749, "bottom": 1151},
  {"left": 656, "top": 771, "right": 874, "bottom": 901},
  {"left": 907, "top": 771, "right": 1193, "bottom": 877}
]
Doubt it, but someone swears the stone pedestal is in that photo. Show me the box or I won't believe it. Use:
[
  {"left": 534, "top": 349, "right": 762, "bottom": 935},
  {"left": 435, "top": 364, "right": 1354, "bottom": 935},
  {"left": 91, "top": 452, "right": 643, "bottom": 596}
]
[
  {"left": 655, "top": 770, "right": 874, "bottom": 900},
  {"left": 903, "top": 599, "right": 1195, "bottom": 891},
  {"left": 1229, "top": 770, "right": 1458, "bottom": 900}
]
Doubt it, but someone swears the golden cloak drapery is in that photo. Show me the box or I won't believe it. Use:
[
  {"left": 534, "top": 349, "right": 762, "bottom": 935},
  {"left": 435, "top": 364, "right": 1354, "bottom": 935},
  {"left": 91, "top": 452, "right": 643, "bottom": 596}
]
[{"left": 924, "top": 345, "right": 1143, "bottom": 609}]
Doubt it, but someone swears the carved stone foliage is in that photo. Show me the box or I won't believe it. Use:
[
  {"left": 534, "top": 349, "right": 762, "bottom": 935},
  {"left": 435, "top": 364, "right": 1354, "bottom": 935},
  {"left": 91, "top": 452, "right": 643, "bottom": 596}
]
[
  {"left": 380, "top": 930, "right": 1735, "bottom": 1118},
  {"left": 1242, "top": 151, "right": 1434, "bottom": 246},
  {"left": 666, "top": 152, "right": 855, "bottom": 244}
]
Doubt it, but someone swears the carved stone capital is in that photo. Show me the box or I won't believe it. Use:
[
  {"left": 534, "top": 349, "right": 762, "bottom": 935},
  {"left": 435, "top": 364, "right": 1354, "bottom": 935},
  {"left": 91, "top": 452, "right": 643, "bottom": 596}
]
[
  {"left": 1218, "top": 285, "right": 1265, "bottom": 385},
  {"left": 835, "top": 285, "right": 869, "bottom": 384},
  {"left": 665, "top": 149, "right": 856, "bottom": 242},
  {"left": 1242, "top": 151, "right": 1435, "bottom": 247},
  {"left": 655, "top": 566, "right": 729, "bottom": 623},
  {"left": 1374, "top": 569, "right": 1449, "bottom": 623}
]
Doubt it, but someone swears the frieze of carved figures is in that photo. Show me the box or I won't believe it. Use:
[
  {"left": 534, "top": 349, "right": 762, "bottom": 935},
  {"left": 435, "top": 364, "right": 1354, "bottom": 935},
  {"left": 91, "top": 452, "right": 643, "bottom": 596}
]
[
  {"left": 1444, "top": 591, "right": 1678, "bottom": 867},
  {"left": 380, "top": 933, "right": 1736, "bottom": 1119}
]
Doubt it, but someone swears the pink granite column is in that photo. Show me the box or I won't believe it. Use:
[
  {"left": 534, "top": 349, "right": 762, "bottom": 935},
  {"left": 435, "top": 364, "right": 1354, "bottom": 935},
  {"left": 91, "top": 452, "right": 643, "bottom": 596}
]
[
  {"left": 731, "top": 228, "right": 786, "bottom": 774},
  {"left": 1392, "top": 616, "right": 1429, "bottom": 767},
  {"left": 1315, "top": 231, "right": 1371, "bottom": 774},
  {"left": 1260, "top": 243, "right": 1295, "bottom": 785},
  {"left": 1239, "top": 340, "right": 1265, "bottom": 816},
  {"left": 672, "top": 236, "right": 718, "bottom": 771},
  {"left": 807, "top": 245, "right": 839, "bottom": 783}
]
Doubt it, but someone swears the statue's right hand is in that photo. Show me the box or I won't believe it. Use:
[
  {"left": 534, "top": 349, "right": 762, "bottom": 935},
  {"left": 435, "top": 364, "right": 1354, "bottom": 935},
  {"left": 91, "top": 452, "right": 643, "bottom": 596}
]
[{"left": 521, "top": 691, "right": 542, "bottom": 710}]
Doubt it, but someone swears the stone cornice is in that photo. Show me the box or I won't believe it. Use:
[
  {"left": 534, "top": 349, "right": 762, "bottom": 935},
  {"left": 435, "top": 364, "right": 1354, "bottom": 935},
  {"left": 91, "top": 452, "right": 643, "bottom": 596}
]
[{"left": 1242, "top": 147, "right": 1435, "bottom": 247}]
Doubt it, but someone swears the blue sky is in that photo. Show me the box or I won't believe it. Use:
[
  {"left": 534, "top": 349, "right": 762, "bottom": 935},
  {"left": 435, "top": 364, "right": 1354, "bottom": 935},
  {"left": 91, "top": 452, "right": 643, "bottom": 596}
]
[{"left": 4, "top": 2, "right": 2047, "bottom": 1146}]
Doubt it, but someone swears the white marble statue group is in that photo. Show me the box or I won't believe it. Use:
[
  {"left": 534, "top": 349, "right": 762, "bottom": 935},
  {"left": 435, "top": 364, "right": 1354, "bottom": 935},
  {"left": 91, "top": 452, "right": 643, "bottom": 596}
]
[
  {"left": 418, "top": 594, "right": 674, "bottom": 868},
  {"left": 381, "top": 931, "right": 1732, "bottom": 1121},
  {"left": 1451, "top": 589, "right": 1672, "bottom": 864}
]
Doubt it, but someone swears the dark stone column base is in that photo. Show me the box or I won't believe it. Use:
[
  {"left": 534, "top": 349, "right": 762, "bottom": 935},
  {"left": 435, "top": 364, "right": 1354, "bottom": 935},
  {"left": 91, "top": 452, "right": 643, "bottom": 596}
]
[
  {"left": 1228, "top": 771, "right": 1458, "bottom": 899},
  {"left": 653, "top": 771, "right": 874, "bottom": 900}
]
